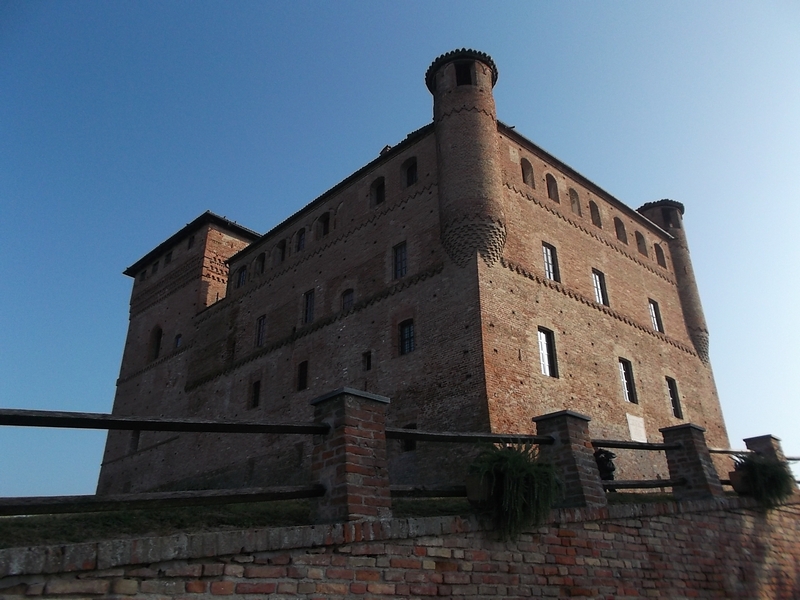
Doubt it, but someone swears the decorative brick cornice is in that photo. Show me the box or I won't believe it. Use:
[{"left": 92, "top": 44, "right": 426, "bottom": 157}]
[{"left": 425, "top": 48, "right": 498, "bottom": 92}]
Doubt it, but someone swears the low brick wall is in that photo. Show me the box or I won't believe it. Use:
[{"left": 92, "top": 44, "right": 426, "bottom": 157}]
[{"left": 1, "top": 494, "right": 798, "bottom": 599}]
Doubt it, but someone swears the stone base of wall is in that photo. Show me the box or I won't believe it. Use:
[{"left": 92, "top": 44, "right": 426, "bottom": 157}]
[{"left": 1, "top": 494, "right": 798, "bottom": 599}]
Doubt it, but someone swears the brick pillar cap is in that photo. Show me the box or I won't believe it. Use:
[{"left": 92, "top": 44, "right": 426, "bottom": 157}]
[
  {"left": 532, "top": 410, "right": 591, "bottom": 423},
  {"left": 310, "top": 387, "right": 390, "bottom": 406},
  {"left": 744, "top": 434, "right": 781, "bottom": 444},
  {"left": 659, "top": 423, "right": 706, "bottom": 434}
]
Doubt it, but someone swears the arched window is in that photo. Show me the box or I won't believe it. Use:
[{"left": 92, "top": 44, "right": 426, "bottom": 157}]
[
  {"left": 546, "top": 174, "right": 560, "bottom": 202},
  {"left": 148, "top": 326, "right": 163, "bottom": 362},
  {"left": 316, "top": 213, "right": 330, "bottom": 238},
  {"left": 521, "top": 159, "right": 534, "bottom": 187},
  {"left": 255, "top": 252, "right": 265, "bottom": 274},
  {"left": 589, "top": 201, "right": 602, "bottom": 228},
  {"left": 403, "top": 158, "right": 418, "bottom": 187},
  {"left": 569, "top": 188, "right": 581, "bottom": 216},
  {"left": 654, "top": 244, "right": 667, "bottom": 268},
  {"left": 275, "top": 240, "right": 287, "bottom": 264},
  {"left": 371, "top": 177, "right": 385, "bottom": 206},
  {"left": 635, "top": 231, "right": 648, "bottom": 256},
  {"left": 341, "top": 289, "right": 354, "bottom": 312},
  {"left": 614, "top": 218, "right": 628, "bottom": 244},
  {"left": 296, "top": 228, "right": 306, "bottom": 252},
  {"left": 235, "top": 266, "right": 247, "bottom": 288}
]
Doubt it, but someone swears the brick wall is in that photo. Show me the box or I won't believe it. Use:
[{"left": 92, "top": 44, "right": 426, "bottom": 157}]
[{"left": 2, "top": 494, "right": 798, "bottom": 599}]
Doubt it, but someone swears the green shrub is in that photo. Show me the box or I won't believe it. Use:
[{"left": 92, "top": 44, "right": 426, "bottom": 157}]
[
  {"left": 733, "top": 453, "right": 795, "bottom": 508},
  {"left": 468, "top": 444, "right": 561, "bottom": 540}
]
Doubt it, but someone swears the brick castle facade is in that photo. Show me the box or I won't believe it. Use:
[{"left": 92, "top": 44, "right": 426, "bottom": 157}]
[{"left": 97, "top": 49, "right": 729, "bottom": 494}]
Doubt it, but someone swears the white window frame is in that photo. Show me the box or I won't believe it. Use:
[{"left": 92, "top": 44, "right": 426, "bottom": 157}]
[
  {"left": 648, "top": 299, "right": 664, "bottom": 333},
  {"left": 618, "top": 358, "right": 638, "bottom": 404},
  {"left": 592, "top": 269, "right": 609, "bottom": 306},
  {"left": 542, "top": 243, "right": 560, "bottom": 282},
  {"left": 537, "top": 327, "right": 558, "bottom": 378}
]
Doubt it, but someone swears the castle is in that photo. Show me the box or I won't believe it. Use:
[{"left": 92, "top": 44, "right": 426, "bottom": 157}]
[{"left": 97, "top": 50, "right": 729, "bottom": 494}]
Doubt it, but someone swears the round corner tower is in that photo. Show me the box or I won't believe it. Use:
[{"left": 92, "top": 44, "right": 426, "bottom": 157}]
[
  {"left": 426, "top": 49, "right": 506, "bottom": 267},
  {"left": 638, "top": 199, "right": 710, "bottom": 363}
]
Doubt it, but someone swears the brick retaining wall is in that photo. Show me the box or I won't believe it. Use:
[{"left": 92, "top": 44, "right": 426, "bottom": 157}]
[{"left": 2, "top": 494, "right": 798, "bottom": 599}]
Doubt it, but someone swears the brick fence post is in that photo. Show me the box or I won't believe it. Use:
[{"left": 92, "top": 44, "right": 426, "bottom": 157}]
[
  {"left": 744, "top": 434, "right": 798, "bottom": 491},
  {"left": 532, "top": 410, "right": 607, "bottom": 508},
  {"left": 659, "top": 423, "right": 723, "bottom": 500},
  {"left": 310, "top": 387, "right": 392, "bottom": 523}
]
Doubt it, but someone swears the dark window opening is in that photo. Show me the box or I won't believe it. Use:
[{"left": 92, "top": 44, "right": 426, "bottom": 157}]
[
  {"left": 303, "top": 289, "right": 315, "bottom": 324},
  {"left": 362, "top": 351, "right": 372, "bottom": 371},
  {"left": 256, "top": 252, "right": 266, "bottom": 274},
  {"left": 404, "top": 159, "right": 418, "bottom": 187},
  {"left": 654, "top": 244, "right": 667, "bottom": 268},
  {"left": 618, "top": 358, "right": 638, "bottom": 404},
  {"left": 151, "top": 261, "right": 159, "bottom": 275},
  {"left": 521, "top": 158, "right": 534, "bottom": 187},
  {"left": 139, "top": 271, "right": 146, "bottom": 282},
  {"left": 341, "top": 289, "right": 354, "bottom": 312},
  {"left": 399, "top": 319, "right": 415, "bottom": 355},
  {"left": 592, "top": 269, "right": 609, "bottom": 306},
  {"left": 296, "top": 228, "right": 306, "bottom": 252},
  {"left": 666, "top": 377, "right": 683, "bottom": 419},
  {"left": 235, "top": 266, "right": 247, "bottom": 288},
  {"left": 455, "top": 61, "right": 473, "bottom": 86},
  {"left": 546, "top": 174, "right": 560, "bottom": 202},
  {"left": 371, "top": 177, "right": 386, "bottom": 206},
  {"left": 164, "top": 251, "right": 172, "bottom": 265},
  {"left": 187, "top": 235, "right": 195, "bottom": 249},
  {"left": 537, "top": 327, "right": 558, "bottom": 378},
  {"left": 402, "top": 423, "right": 418, "bottom": 451},
  {"left": 661, "top": 207, "right": 680, "bottom": 229},
  {"left": 542, "top": 243, "right": 560, "bottom": 283},
  {"left": 614, "top": 218, "right": 628, "bottom": 244},
  {"left": 589, "top": 201, "right": 602, "bottom": 228},
  {"left": 635, "top": 231, "right": 648, "bottom": 256},
  {"left": 250, "top": 380, "right": 261, "bottom": 409},
  {"left": 255, "top": 315, "right": 267, "bottom": 347},
  {"left": 569, "top": 188, "right": 581, "bottom": 216},
  {"left": 277, "top": 240, "right": 287, "bottom": 263},
  {"left": 393, "top": 242, "right": 408, "bottom": 279},
  {"left": 149, "top": 326, "right": 163, "bottom": 362},
  {"left": 297, "top": 361, "right": 308, "bottom": 391},
  {"left": 129, "top": 430, "right": 140, "bottom": 454},
  {"left": 174, "top": 334, "right": 182, "bottom": 349},
  {"left": 317, "top": 213, "right": 330, "bottom": 238}
]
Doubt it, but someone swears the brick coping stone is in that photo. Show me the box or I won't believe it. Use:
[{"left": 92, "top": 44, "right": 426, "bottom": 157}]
[{"left": 0, "top": 494, "right": 791, "bottom": 579}]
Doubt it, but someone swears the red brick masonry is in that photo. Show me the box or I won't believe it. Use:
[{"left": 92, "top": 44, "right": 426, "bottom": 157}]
[{"left": 2, "top": 493, "right": 798, "bottom": 599}]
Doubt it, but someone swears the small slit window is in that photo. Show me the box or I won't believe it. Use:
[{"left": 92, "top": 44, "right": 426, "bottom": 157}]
[
  {"left": 303, "top": 290, "right": 315, "bottom": 324},
  {"left": 174, "top": 334, "right": 182, "bottom": 349},
  {"left": 249, "top": 380, "right": 261, "bottom": 409},
  {"left": 149, "top": 326, "right": 163, "bottom": 362},
  {"left": 569, "top": 188, "right": 581, "bottom": 216},
  {"left": 255, "top": 315, "right": 267, "bottom": 347},
  {"left": 589, "top": 201, "right": 602, "bottom": 228},
  {"left": 341, "top": 289, "right": 354, "bottom": 312},
  {"left": 521, "top": 159, "right": 534, "bottom": 187},
  {"left": 614, "top": 218, "right": 628, "bottom": 244},
  {"left": 546, "top": 174, "right": 560, "bottom": 203},
  {"left": 297, "top": 361, "right": 308, "bottom": 391}
]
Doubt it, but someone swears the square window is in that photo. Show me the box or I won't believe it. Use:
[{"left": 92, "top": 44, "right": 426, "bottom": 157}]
[
  {"left": 618, "top": 358, "right": 638, "bottom": 404},
  {"left": 542, "top": 243, "right": 560, "bottom": 282},
  {"left": 399, "top": 319, "right": 415, "bottom": 355},
  {"left": 592, "top": 269, "right": 609, "bottom": 306},
  {"left": 537, "top": 327, "right": 558, "bottom": 378},
  {"left": 393, "top": 242, "right": 407, "bottom": 279},
  {"left": 649, "top": 299, "right": 664, "bottom": 333}
]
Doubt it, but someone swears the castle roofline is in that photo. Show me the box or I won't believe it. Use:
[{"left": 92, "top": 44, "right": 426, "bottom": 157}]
[
  {"left": 228, "top": 123, "right": 435, "bottom": 265},
  {"left": 425, "top": 48, "right": 498, "bottom": 92},
  {"left": 497, "top": 122, "right": 673, "bottom": 239},
  {"left": 638, "top": 199, "right": 685, "bottom": 215},
  {"left": 123, "top": 211, "right": 261, "bottom": 277}
]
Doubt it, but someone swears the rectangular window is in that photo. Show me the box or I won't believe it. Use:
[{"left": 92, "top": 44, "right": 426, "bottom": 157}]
[
  {"left": 592, "top": 269, "right": 609, "bottom": 306},
  {"left": 187, "top": 234, "right": 195, "bottom": 249},
  {"left": 542, "top": 243, "right": 560, "bottom": 282},
  {"left": 402, "top": 423, "right": 418, "bottom": 451},
  {"left": 255, "top": 315, "right": 266, "bottom": 347},
  {"left": 297, "top": 361, "right": 308, "bottom": 391},
  {"left": 250, "top": 380, "right": 261, "bottom": 409},
  {"left": 303, "top": 290, "right": 315, "bottom": 324},
  {"left": 139, "top": 271, "right": 146, "bottom": 282},
  {"left": 537, "top": 327, "right": 558, "bottom": 377},
  {"left": 164, "top": 251, "right": 172, "bottom": 265},
  {"left": 151, "top": 261, "right": 159, "bottom": 275},
  {"left": 666, "top": 377, "right": 683, "bottom": 419},
  {"left": 618, "top": 358, "right": 638, "bottom": 404},
  {"left": 362, "top": 351, "right": 372, "bottom": 371},
  {"left": 341, "top": 289, "right": 354, "bottom": 312},
  {"left": 393, "top": 242, "right": 408, "bottom": 279},
  {"left": 399, "top": 319, "right": 415, "bottom": 355},
  {"left": 648, "top": 299, "right": 664, "bottom": 333}
]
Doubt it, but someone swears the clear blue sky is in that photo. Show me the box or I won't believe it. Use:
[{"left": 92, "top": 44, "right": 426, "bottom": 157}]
[{"left": 1, "top": 1, "right": 799, "bottom": 496}]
